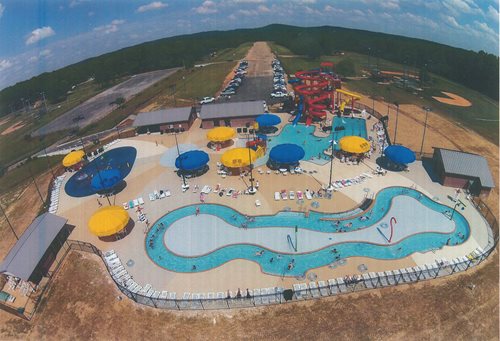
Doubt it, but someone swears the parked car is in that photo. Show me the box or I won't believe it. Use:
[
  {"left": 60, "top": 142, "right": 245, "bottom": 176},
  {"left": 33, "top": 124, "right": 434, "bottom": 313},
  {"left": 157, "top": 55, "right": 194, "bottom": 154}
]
[
  {"left": 271, "top": 91, "right": 287, "bottom": 98},
  {"left": 199, "top": 96, "right": 215, "bottom": 105}
]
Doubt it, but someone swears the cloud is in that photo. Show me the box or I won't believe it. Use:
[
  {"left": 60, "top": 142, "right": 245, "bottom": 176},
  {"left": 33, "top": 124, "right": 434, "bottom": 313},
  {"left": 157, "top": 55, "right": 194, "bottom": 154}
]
[
  {"left": 473, "top": 20, "right": 496, "bottom": 36},
  {"left": 137, "top": 2, "right": 168, "bottom": 13},
  {"left": 400, "top": 12, "right": 439, "bottom": 29},
  {"left": 0, "top": 59, "right": 12, "bottom": 72},
  {"left": 442, "top": 14, "right": 460, "bottom": 28},
  {"left": 194, "top": 1, "right": 217, "bottom": 14},
  {"left": 229, "top": 0, "right": 266, "bottom": 3},
  {"left": 380, "top": 0, "right": 400, "bottom": 10},
  {"left": 69, "top": 0, "right": 90, "bottom": 8},
  {"left": 94, "top": 19, "right": 125, "bottom": 34},
  {"left": 258, "top": 5, "right": 270, "bottom": 13},
  {"left": 292, "top": 0, "right": 316, "bottom": 4},
  {"left": 40, "top": 49, "right": 52, "bottom": 57},
  {"left": 487, "top": 5, "right": 499, "bottom": 22},
  {"left": 25, "top": 26, "right": 55, "bottom": 45},
  {"left": 442, "top": 0, "right": 481, "bottom": 16},
  {"left": 0, "top": 3, "right": 4, "bottom": 18}
]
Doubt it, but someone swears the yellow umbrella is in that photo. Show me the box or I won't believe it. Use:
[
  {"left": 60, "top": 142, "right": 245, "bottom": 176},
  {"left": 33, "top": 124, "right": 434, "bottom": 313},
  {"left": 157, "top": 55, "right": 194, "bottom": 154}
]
[
  {"left": 207, "top": 127, "right": 236, "bottom": 142},
  {"left": 221, "top": 148, "right": 257, "bottom": 168},
  {"left": 339, "top": 136, "right": 371, "bottom": 154},
  {"left": 62, "top": 150, "right": 85, "bottom": 167},
  {"left": 88, "top": 205, "right": 129, "bottom": 237}
]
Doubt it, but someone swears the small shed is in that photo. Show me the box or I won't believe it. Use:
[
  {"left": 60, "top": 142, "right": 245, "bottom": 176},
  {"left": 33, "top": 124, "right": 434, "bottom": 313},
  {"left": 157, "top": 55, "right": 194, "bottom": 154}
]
[
  {"left": 133, "top": 106, "right": 197, "bottom": 134},
  {"left": 432, "top": 148, "right": 495, "bottom": 197},
  {"left": 199, "top": 101, "right": 265, "bottom": 129}
]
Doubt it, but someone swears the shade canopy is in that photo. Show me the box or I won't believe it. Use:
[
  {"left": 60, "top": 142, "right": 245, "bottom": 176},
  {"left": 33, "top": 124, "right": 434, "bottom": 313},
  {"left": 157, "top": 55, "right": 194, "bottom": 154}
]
[
  {"left": 62, "top": 150, "right": 85, "bottom": 167},
  {"left": 256, "top": 114, "right": 281, "bottom": 127},
  {"left": 88, "top": 206, "right": 129, "bottom": 237},
  {"left": 384, "top": 145, "right": 416, "bottom": 164},
  {"left": 339, "top": 136, "right": 371, "bottom": 154},
  {"left": 206, "top": 127, "right": 236, "bottom": 142},
  {"left": 91, "top": 169, "right": 123, "bottom": 191},
  {"left": 269, "top": 143, "right": 305, "bottom": 164},
  {"left": 175, "top": 150, "right": 209, "bottom": 171},
  {"left": 221, "top": 148, "right": 257, "bottom": 168}
]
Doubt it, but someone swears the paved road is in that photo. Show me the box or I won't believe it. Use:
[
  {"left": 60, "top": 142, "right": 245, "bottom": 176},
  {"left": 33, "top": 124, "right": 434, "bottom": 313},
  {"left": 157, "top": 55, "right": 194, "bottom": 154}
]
[{"left": 32, "top": 68, "right": 180, "bottom": 137}]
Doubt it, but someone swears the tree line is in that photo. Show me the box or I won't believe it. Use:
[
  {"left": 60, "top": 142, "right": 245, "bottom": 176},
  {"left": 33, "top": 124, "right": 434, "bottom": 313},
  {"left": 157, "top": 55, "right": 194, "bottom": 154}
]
[{"left": 0, "top": 24, "right": 497, "bottom": 115}]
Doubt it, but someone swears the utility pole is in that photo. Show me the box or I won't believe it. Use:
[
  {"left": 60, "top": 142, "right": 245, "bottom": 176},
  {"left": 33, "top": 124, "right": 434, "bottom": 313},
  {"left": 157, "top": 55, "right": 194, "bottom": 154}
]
[
  {"left": 41, "top": 92, "right": 48, "bottom": 114},
  {"left": 420, "top": 107, "right": 431, "bottom": 156},
  {"left": 27, "top": 163, "right": 46, "bottom": 207}
]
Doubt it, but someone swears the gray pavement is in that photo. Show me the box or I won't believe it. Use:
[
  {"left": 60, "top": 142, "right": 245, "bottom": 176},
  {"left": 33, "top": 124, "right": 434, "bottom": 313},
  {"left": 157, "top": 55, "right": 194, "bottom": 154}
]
[{"left": 32, "top": 68, "right": 180, "bottom": 137}]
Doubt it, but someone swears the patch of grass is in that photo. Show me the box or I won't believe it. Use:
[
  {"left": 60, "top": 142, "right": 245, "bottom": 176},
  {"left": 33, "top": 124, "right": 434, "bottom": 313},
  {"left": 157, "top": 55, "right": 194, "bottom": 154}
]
[
  {"left": 213, "top": 42, "right": 253, "bottom": 62},
  {"left": 268, "top": 42, "right": 294, "bottom": 55},
  {"left": 0, "top": 155, "right": 63, "bottom": 194},
  {"left": 0, "top": 79, "right": 122, "bottom": 168}
]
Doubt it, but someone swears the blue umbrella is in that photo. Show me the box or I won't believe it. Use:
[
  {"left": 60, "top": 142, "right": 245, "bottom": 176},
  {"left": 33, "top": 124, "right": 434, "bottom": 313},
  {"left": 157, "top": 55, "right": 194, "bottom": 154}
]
[
  {"left": 175, "top": 150, "right": 209, "bottom": 171},
  {"left": 384, "top": 145, "right": 416, "bottom": 164},
  {"left": 91, "top": 169, "right": 123, "bottom": 191},
  {"left": 269, "top": 143, "right": 305, "bottom": 164},
  {"left": 256, "top": 114, "right": 281, "bottom": 127}
]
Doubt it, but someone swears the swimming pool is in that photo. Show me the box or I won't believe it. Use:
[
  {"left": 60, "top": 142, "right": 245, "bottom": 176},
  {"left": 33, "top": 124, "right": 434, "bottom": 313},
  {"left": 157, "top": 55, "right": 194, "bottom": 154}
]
[
  {"left": 146, "top": 187, "right": 470, "bottom": 276},
  {"left": 254, "top": 119, "right": 367, "bottom": 167},
  {"left": 332, "top": 117, "right": 367, "bottom": 150},
  {"left": 65, "top": 146, "right": 137, "bottom": 197}
]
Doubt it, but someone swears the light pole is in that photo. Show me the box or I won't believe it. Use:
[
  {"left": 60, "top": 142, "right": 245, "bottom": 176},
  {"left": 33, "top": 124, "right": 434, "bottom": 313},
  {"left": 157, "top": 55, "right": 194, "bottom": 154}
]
[
  {"left": 327, "top": 130, "right": 335, "bottom": 191},
  {"left": 246, "top": 124, "right": 256, "bottom": 194},
  {"left": 0, "top": 203, "right": 18, "bottom": 240},
  {"left": 393, "top": 102, "right": 399, "bottom": 144},
  {"left": 420, "top": 107, "right": 431, "bottom": 156},
  {"left": 450, "top": 199, "right": 465, "bottom": 220},
  {"left": 41, "top": 92, "right": 48, "bottom": 114},
  {"left": 174, "top": 130, "right": 189, "bottom": 191}
]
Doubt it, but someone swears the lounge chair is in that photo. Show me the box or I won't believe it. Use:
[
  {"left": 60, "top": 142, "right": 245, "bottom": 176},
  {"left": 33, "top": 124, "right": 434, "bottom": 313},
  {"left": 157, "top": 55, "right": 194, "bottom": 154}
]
[
  {"left": 122, "top": 202, "right": 129, "bottom": 210},
  {"left": 296, "top": 191, "right": 303, "bottom": 200},
  {"left": 165, "top": 190, "right": 171, "bottom": 197},
  {"left": 129, "top": 200, "right": 134, "bottom": 208},
  {"left": 154, "top": 190, "right": 160, "bottom": 199},
  {"left": 305, "top": 190, "right": 312, "bottom": 200},
  {"left": 149, "top": 193, "right": 155, "bottom": 201},
  {"left": 255, "top": 200, "right": 261, "bottom": 207},
  {"left": 281, "top": 190, "right": 288, "bottom": 200},
  {"left": 260, "top": 288, "right": 269, "bottom": 304},
  {"left": 362, "top": 274, "right": 373, "bottom": 288},
  {"left": 159, "top": 291, "right": 169, "bottom": 299},
  {"left": 317, "top": 281, "right": 329, "bottom": 296},
  {"left": 292, "top": 284, "right": 303, "bottom": 300},
  {"left": 309, "top": 282, "right": 320, "bottom": 298},
  {"left": 133, "top": 199, "right": 139, "bottom": 207},
  {"left": 289, "top": 191, "right": 295, "bottom": 200},
  {"left": 274, "top": 192, "right": 280, "bottom": 201}
]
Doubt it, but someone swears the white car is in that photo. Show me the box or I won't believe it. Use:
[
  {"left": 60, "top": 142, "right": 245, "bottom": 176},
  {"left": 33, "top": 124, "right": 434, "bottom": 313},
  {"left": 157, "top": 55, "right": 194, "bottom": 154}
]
[
  {"left": 271, "top": 92, "right": 287, "bottom": 98},
  {"left": 200, "top": 96, "right": 215, "bottom": 105}
]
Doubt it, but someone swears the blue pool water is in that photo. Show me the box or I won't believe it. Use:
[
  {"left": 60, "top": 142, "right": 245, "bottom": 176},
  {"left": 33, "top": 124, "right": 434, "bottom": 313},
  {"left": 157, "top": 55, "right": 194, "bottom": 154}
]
[
  {"left": 146, "top": 187, "right": 470, "bottom": 276},
  {"left": 65, "top": 146, "right": 137, "bottom": 197},
  {"left": 254, "top": 119, "right": 367, "bottom": 166},
  {"left": 332, "top": 117, "right": 367, "bottom": 150}
]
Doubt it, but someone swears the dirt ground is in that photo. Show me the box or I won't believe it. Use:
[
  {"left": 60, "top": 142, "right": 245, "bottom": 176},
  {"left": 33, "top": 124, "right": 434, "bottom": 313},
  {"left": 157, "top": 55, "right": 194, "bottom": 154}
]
[
  {"left": 1, "top": 121, "right": 27, "bottom": 136},
  {"left": 0, "top": 170, "right": 54, "bottom": 260},
  {"left": 432, "top": 91, "right": 472, "bottom": 107},
  {"left": 0, "top": 250, "right": 497, "bottom": 340},
  {"left": 352, "top": 90, "right": 499, "bottom": 215}
]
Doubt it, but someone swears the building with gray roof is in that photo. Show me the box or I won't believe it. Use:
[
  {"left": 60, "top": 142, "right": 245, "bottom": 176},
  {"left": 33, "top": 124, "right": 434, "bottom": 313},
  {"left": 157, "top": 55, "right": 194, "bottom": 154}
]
[
  {"left": 0, "top": 213, "right": 70, "bottom": 283},
  {"left": 432, "top": 147, "right": 495, "bottom": 197},
  {"left": 199, "top": 100, "right": 266, "bottom": 129},
  {"left": 133, "top": 106, "right": 197, "bottom": 133}
]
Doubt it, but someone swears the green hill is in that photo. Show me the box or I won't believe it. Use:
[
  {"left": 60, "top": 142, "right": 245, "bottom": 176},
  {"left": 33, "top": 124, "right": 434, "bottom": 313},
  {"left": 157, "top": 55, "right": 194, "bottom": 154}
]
[{"left": 1, "top": 24, "right": 498, "bottom": 114}]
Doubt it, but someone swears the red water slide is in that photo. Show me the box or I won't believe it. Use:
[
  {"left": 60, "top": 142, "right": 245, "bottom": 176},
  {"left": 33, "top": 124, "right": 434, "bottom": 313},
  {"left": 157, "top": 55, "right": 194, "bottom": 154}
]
[{"left": 293, "top": 70, "right": 334, "bottom": 125}]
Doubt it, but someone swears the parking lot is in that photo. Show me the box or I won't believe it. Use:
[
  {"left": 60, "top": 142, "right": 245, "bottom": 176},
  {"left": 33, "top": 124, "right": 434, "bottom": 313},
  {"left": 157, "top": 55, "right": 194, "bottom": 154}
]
[{"left": 219, "top": 76, "right": 282, "bottom": 105}]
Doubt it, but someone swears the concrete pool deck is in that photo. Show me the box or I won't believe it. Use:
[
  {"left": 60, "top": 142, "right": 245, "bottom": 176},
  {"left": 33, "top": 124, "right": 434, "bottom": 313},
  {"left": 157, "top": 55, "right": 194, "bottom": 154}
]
[{"left": 57, "top": 115, "right": 492, "bottom": 293}]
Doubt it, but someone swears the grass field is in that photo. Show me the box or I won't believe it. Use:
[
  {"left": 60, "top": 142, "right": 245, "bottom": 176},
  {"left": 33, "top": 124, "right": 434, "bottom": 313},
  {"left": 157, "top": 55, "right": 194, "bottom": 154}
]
[
  {"left": 213, "top": 42, "right": 253, "bottom": 62},
  {"left": 272, "top": 45, "right": 499, "bottom": 144},
  {"left": 0, "top": 79, "right": 124, "bottom": 169},
  {"left": 0, "top": 155, "right": 62, "bottom": 195}
]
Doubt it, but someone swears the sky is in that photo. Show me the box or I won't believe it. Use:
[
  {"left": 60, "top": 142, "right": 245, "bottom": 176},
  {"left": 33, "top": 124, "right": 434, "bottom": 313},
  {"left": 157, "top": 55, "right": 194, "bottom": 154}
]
[{"left": 0, "top": 0, "right": 498, "bottom": 90}]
